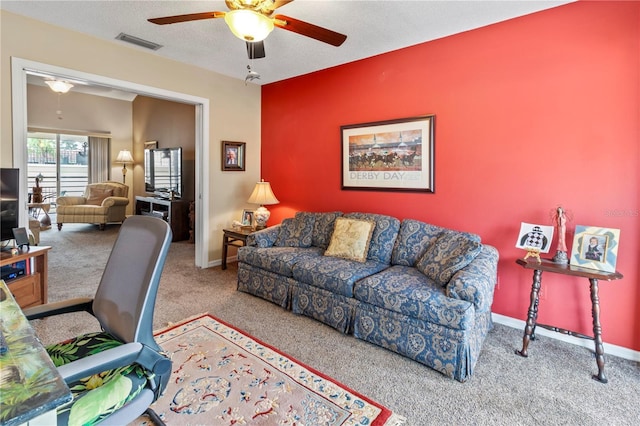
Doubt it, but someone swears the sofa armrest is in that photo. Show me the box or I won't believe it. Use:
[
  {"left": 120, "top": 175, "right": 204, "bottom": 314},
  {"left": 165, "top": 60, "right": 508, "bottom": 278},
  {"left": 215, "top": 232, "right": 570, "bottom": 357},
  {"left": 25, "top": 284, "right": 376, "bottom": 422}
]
[
  {"left": 102, "top": 196, "right": 129, "bottom": 207},
  {"left": 246, "top": 225, "right": 280, "bottom": 247},
  {"left": 446, "top": 245, "right": 499, "bottom": 313},
  {"left": 57, "top": 196, "right": 87, "bottom": 206}
]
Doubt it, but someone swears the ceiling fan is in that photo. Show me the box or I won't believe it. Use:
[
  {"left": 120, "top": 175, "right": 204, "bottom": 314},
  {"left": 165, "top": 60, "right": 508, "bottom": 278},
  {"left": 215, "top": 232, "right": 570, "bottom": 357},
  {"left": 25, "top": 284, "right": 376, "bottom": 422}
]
[{"left": 148, "top": 0, "right": 347, "bottom": 59}]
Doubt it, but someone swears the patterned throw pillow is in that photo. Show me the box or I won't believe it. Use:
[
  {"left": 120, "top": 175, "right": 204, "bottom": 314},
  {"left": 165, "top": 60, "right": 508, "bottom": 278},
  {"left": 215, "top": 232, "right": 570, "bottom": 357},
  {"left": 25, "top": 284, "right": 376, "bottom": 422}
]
[
  {"left": 416, "top": 230, "right": 483, "bottom": 285},
  {"left": 274, "top": 215, "right": 314, "bottom": 247},
  {"left": 86, "top": 188, "right": 113, "bottom": 206},
  {"left": 324, "top": 218, "right": 376, "bottom": 262}
]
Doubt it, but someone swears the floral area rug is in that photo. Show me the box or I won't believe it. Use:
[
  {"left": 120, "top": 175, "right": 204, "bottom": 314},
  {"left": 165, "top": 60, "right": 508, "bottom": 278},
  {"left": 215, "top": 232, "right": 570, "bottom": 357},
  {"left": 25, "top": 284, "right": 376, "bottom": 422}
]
[{"left": 135, "top": 313, "right": 405, "bottom": 425}]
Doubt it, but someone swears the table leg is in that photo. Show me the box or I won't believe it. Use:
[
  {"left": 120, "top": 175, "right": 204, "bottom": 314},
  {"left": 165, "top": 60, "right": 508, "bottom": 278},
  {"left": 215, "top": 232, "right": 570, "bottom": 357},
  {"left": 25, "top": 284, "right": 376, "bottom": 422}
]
[
  {"left": 589, "top": 278, "right": 607, "bottom": 383},
  {"left": 221, "top": 235, "right": 229, "bottom": 270},
  {"left": 516, "top": 269, "right": 542, "bottom": 358}
]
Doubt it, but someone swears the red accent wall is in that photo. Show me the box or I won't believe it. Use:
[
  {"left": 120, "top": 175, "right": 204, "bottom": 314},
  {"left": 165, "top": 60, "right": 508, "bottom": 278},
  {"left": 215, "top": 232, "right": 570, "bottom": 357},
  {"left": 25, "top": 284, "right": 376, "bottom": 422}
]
[{"left": 262, "top": 2, "right": 640, "bottom": 351}]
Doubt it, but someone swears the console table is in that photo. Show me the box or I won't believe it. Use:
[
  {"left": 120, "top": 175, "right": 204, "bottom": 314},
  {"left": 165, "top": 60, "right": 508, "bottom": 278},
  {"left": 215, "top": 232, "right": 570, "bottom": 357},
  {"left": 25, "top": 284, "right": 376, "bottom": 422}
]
[
  {"left": 221, "top": 227, "right": 253, "bottom": 270},
  {"left": 514, "top": 258, "right": 623, "bottom": 383},
  {"left": 0, "top": 246, "right": 50, "bottom": 308},
  {"left": 0, "top": 279, "right": 72, "bottom": 425}
]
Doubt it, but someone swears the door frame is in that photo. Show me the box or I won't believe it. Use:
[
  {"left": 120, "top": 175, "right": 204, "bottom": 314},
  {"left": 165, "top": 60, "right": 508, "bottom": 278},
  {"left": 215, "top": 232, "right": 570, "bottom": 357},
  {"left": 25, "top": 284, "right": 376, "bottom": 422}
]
[{"left": 11, "top": 57, "right": 210, "bottom": 268}]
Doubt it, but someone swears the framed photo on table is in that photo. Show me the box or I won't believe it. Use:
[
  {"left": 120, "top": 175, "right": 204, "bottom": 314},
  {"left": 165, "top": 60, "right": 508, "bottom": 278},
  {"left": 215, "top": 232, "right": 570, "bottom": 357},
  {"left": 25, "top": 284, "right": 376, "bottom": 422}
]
[
  {"left": 570, "top": 225, "right": 620, "bottom": 272},
  {"left": 222, "top": 141, "right": 245, "bottom": 171},
  {"left": 241, "top": 209, "right": 254, "bottom": 227},
  {"left": 341, "top": 115, "right": 435, "bottom": 192}
]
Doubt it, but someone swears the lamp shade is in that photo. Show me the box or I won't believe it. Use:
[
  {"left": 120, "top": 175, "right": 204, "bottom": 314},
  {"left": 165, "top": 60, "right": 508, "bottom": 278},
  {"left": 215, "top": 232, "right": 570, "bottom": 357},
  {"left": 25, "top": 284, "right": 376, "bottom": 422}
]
[
  {"left": 247, "top": 180, "right": 279, "bottom": 206},
  {"left": 224, "top": 9, "right": 274, "bottom": 42},
  {"left": 44, "top": 79, "right": 74, "bottom": 94},
  {"left": 116, "top": 150, "right": 134, "bottom": 164}
]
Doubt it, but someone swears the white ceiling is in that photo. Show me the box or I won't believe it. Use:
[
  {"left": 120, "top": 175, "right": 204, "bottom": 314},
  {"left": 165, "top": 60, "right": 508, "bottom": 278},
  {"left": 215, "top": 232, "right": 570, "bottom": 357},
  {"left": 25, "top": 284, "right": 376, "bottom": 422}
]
[{"left": 2, "top": 0, "right": 573, "bottom": 87}]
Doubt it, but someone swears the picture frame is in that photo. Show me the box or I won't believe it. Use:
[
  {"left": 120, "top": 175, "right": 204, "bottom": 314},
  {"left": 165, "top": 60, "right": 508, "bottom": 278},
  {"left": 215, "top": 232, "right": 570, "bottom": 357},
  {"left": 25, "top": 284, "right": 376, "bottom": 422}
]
[
  {"left": 144, "top": 141, "right": 158, "bottom": 150},
  {"left": 241, "top": 209, "right": 254, "bottom": 227},
  {"left": 570, "top": 225, "right": 621, "bottom": 273},
  {"left": 341, "top": 115, "right": 435, "bottom": 192},
  {"left": 222, "top": 141, "right": 246, "bottom": 171},
  {"left": 515, "top": 222, "right": 554, "bottom": 254}
]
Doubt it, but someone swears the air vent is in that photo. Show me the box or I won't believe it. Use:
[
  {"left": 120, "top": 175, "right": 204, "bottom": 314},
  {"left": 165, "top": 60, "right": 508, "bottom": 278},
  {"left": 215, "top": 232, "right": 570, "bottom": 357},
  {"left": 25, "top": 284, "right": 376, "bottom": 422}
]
[{"left": 115, "top": 33, "right": 162, "bottom": 50}]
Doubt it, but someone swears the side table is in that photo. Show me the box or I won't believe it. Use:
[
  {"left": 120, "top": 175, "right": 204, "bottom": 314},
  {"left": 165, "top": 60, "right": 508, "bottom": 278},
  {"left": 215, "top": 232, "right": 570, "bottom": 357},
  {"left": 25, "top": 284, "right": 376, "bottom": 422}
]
[
  {"left": 514, "top": 258, "right": 623, "bottom": 383},
  {"left": 28, "top": 202, "right": 51, "bottom": 229},
  {"left": 221, "top": 227, "right": 253, "bottom": 270}
]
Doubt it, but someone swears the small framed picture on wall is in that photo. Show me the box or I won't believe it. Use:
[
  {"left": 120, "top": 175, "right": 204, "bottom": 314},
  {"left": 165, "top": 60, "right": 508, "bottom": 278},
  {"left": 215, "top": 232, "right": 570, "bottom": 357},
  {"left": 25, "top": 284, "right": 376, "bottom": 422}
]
[{"left": 222, "top": 141, "right": 246, "bottom": 171}]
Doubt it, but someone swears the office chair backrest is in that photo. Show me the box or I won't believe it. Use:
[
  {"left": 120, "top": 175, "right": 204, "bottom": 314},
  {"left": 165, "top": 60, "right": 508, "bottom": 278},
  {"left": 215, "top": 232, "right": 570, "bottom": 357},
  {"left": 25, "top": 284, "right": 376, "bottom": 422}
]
[{"left": 92, "top": 215, "right": 172, "bottom": 350}]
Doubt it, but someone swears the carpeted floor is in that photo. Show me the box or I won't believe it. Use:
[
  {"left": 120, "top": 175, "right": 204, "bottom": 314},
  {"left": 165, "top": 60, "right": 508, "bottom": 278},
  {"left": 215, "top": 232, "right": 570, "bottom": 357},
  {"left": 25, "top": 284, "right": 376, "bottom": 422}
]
[{"left": 32, "top": 223, "right": 640, "bottom": 425}]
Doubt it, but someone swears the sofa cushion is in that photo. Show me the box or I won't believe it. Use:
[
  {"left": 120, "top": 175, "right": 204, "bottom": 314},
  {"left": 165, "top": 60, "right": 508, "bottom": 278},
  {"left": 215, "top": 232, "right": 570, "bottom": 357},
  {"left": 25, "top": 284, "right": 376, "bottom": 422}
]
[
  {"left": 312, "top": 211, "right": 343, "bottom": 249},
  {"left": 392, "top": 219, "right": 445, "bottom": 266},
  {"left": 86, "top": 187, "right": 113, "bottom": 206},
  {"left": 274, "top": 213, "right": 315, "bottom": 248},
  {"left": 343, "top": 213, "right": 400, "bottom": 264},
  {"left": 416, "top": 231, "right": 483, "bottom": 286},
  {"left": 292, "top": 256, "right": 389, "bottom": 298},
  {"left": 238, "top": 246, "right": 323, "bottom": 277},
  {"left": 324, "top": 217, "right": 375, "bottom": 262},
  {"left": 353, "top": 266, "right": 475, "bottom": 330}
]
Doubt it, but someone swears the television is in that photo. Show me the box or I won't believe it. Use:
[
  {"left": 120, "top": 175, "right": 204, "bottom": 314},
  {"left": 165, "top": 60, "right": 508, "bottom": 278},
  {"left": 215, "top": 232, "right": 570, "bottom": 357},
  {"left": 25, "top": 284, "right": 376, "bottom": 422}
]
[
  {"left": 1, "top": 168, "right": 20, "bottom": 244},
  {"left": 145, "top": 147, "right": 183, "bottom": 199}
]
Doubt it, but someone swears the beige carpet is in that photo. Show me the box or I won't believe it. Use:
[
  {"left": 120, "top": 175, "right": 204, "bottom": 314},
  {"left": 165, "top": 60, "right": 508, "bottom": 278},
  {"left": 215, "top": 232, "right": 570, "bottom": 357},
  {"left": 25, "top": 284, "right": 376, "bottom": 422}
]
[{"left": 32, "top": 223, "right": 640, "bottom": 425}]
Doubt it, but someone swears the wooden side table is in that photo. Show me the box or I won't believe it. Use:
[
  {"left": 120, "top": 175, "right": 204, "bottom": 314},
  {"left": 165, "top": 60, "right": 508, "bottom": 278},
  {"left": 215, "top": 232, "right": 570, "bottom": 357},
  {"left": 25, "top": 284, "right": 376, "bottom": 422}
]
[
  {"left": 221, "top": 227, "right": 253, "bottom": 270},
  {"left": 514, "top": 258, "right": 623, "bottom": 383}
]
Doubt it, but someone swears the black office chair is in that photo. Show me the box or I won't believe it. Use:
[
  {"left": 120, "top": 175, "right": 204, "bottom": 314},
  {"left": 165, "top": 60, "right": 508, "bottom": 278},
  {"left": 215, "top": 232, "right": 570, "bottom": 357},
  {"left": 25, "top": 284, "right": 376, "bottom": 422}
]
[{"left": 24, "top": 215, "right": 172, "bottom": 425}]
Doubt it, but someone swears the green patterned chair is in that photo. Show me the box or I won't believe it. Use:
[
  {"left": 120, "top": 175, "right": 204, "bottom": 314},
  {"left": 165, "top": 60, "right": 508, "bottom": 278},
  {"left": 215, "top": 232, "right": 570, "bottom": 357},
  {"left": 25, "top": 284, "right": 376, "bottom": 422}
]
[{"left": 24, "top": 215, "right": 172, "bottom": 425}]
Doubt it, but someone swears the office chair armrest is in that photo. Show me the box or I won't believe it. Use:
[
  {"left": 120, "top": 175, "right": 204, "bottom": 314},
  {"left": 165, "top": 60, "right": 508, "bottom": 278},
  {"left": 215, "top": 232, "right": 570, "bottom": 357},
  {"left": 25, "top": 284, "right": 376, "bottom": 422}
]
[
  {"left": 57, "top": 342, "right": 144, "bottom": 384},
  {"left": 23, "top": 297, "right": 94, "bottom": 320}
]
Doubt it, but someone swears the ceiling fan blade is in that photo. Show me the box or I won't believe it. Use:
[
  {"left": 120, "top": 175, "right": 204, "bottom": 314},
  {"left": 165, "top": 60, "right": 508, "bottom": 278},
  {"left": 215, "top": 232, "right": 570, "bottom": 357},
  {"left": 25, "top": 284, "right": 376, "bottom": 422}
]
[
  {"left": 272, "top": 0, "right": 295, "bottom": 10},
  {"left": 247, "top": 41, "right": 266, "bottom": 59},
  {"left": 273, "top": 15, "right": 347, "bottom": 47},
  {"left": 148, "top": 11, "right": 225, "bottom": 25}
]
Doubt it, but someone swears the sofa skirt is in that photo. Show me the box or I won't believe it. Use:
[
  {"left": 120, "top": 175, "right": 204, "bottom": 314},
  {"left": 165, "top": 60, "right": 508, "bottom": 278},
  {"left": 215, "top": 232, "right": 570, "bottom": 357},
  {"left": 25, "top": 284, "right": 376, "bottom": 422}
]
[
  {"left": 353, "top": 302, "right": 493, "bottom": 382},
  {"left": 291, "top": 282, "right": 358, "bottom": 334},
  {"left": 237, "top": 262, "right": 295, "bottom": 309}
]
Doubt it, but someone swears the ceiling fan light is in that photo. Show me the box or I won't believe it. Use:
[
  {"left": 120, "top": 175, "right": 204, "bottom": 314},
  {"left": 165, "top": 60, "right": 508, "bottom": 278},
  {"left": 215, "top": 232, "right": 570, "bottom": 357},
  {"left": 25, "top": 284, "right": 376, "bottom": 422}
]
[
  {"left": 224, "top": 9, "right": 274, "bottom": 42},
  {"left": 45, "top": 79, "right": 74, "bottom": 94}
]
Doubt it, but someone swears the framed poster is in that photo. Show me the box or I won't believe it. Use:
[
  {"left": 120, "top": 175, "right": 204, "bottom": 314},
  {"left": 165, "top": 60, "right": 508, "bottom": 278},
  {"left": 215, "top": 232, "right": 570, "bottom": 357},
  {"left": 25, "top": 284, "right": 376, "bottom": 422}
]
[
  {"left": 341, "top": 115, "right": 435, "bottom": 192},
  {"left": 569, "top": 225, "right": 620, "bottom": 272},
  {"left": 222, "top": 141, "right": 245, "bottom": 171}
]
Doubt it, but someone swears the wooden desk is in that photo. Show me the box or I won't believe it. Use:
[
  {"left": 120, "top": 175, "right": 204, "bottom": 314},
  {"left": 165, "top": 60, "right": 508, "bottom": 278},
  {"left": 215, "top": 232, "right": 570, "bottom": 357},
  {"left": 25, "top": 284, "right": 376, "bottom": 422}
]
[
  {"left": 514, "top": 258, "right": 623, "bottom": 383},
  {"left": 0, "top": 279, "right": 72, "bottom": 425},
  {"left": 0, "top": 246, "right": 50, "bottom": 308},
  {"left": 221, "top": 228, "right": 253, "bottom": 270}
]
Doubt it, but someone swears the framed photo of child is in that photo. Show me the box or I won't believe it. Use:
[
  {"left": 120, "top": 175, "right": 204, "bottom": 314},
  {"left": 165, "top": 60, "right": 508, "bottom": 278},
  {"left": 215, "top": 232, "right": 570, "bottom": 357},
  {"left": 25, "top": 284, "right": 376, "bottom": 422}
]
[{"left": 569, "top": 225, "right": 620, "bottom": 273}]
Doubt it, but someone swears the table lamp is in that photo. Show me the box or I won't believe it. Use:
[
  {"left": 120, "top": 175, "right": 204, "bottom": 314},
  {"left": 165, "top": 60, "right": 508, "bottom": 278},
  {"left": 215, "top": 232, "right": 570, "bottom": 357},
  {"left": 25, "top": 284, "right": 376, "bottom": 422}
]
[
  {"left": 116, "top": 150, "right": 134, "bottom": 183},
  {"left": 247, "top": 179, "right": 279, "bottom": 229}
]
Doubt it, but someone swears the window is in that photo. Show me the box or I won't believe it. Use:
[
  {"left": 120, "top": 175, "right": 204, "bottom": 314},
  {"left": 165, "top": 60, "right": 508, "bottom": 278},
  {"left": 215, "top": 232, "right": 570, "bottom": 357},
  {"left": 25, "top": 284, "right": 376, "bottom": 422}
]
[{"left": 27, "top": 132, "right": 92, "bottom": 206}]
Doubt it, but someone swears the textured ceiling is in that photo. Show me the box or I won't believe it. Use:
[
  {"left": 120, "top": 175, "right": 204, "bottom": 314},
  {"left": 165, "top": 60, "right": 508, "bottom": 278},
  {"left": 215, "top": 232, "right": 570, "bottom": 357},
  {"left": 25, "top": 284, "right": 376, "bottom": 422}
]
[{"left": 2, "top": 1, "right": 572, "bottom": 86}]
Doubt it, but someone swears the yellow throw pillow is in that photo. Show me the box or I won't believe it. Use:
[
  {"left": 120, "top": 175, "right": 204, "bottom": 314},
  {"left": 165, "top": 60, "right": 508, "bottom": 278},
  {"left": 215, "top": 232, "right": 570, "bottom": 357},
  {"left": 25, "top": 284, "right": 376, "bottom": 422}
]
[
  {"left": 324, "top": 217, "right": 375, "bottom": 262},
  {"left": 86, "top": 188, "right": 114, "bottom": 206}
]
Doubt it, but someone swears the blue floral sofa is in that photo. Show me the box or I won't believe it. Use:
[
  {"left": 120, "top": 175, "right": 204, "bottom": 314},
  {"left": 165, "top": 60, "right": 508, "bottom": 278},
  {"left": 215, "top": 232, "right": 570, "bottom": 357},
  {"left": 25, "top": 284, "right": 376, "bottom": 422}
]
[{"left": 237, "top": 211, "right": 499, "bottom": 382}]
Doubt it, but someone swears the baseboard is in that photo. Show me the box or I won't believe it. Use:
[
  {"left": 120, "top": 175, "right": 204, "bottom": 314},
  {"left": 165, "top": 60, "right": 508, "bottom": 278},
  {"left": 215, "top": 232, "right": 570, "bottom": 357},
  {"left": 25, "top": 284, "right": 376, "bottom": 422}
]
[{"left": 492, "top": 313, "right": 640, "bottom": 362}]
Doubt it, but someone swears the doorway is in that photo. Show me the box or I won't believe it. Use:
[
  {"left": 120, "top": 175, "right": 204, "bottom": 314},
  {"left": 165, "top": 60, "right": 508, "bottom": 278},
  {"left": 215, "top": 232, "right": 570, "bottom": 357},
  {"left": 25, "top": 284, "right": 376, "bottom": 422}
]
[{"left": 11, "top": 57, "right": 210, "bottom": 268}]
